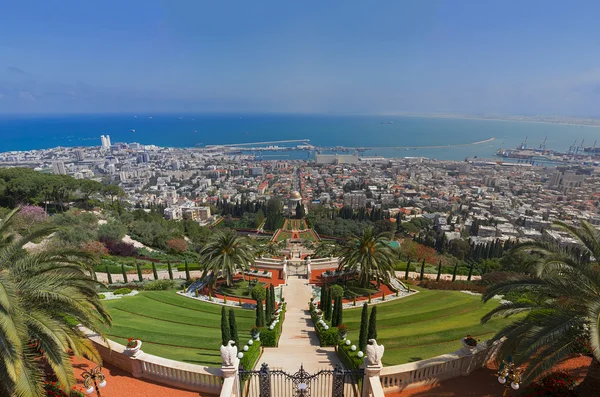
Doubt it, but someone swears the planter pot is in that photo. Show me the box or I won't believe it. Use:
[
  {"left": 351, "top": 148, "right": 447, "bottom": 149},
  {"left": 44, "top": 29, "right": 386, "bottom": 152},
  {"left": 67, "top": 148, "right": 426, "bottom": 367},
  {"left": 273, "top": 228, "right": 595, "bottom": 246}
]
[
  {"left": 252, "top": 333, "right": 260, "bottom": 341},
  {"left": 461, "top": 338, "right": 477, "bottom": 354},
  {"left": 339, "top": 332, "right": 348, "bottom": 340},
  {"left": 125, "top": 340, "right": 142, "bottom": 355}
]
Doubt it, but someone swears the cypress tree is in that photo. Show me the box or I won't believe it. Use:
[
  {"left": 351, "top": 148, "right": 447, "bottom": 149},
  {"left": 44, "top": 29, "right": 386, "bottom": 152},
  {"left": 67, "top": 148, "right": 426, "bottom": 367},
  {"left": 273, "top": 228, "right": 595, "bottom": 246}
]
[
  {"left": 255, "top": 300, "right": 265, "bottom": 327},
  {"left": 452, "top": 262, "right": 458, "bottom": 282},
  {"left": 331, "top": 296, "right": 339, "bottom": 327},
  {"left": 467, "top": 261, "right": 474, "bottom": 281},
  {"left": 404, "top": 258, "right": 411, "bottom": 280},
  {"left": 167, "top": 261, "right": 173, "bottom": 280},
  {"left": 121, "top": 264, "right": 128, "bottom": 283},
  {"left": 368, "top": 305, "right": 378, "bottom": 340},
  {"left": 221, "top": 306, "right": 230, "bottom": 346},
  {"left": 270, "top": 284, "right": 276, "bottom": 310},
  {"left": 359, "top": 303, "right": 369, "bottom": 352},
  {"left": 419, "top": 259, "right": 425, "bottom": 281},
  {"left": 105, "top": 265, "right": 112, "bottom": 284},
  {"left": 185, "top": 260, "right": 190, "bottom": 281},
  {"left": 228, "top": 309, "right": 239, "bottom": 350},
  {"left": 136, "top": 263, "right": 143, "bottom": 282},
  {"left": 325, "top": 288, "right": 332, "bottom": 321},
  {"left": 265, "top": 286, "right": 272, "bottom": 323},
  {"left": 336, "top": 296, "right": 343, "bottom": 326},
  {"left": 319, "top": 284, "right": 326, "bottom": 310},
  {"left": 152, "top": 262, "right": 158, "bottom": 280},
  {"left": 436, "top": 260, "right": 442, "bottom": 282}
]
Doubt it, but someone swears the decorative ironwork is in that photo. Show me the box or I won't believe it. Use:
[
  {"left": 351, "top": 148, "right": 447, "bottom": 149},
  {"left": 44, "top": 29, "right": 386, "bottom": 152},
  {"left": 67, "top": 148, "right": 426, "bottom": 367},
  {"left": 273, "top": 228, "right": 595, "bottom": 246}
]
[{"left": 239, "top": 363, "right": 363, "bottom": 397}]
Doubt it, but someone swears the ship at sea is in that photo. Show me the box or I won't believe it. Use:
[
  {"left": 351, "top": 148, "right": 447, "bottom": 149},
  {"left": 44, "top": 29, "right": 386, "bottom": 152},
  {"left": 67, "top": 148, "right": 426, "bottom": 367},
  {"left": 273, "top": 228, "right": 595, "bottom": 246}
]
[{"left": 496, "top": 137, "right": 600, "bottom": 164}]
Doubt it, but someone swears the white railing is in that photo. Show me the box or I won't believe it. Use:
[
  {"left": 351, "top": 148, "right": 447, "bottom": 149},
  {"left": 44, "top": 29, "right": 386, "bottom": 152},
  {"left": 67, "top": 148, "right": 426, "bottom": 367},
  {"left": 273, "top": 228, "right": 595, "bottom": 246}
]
[
  {"left": 80, "top": 327, "right": 223, "bottom": 395},
  {"left": 378, "top": 340, "right": 502, "bottom": 393}
]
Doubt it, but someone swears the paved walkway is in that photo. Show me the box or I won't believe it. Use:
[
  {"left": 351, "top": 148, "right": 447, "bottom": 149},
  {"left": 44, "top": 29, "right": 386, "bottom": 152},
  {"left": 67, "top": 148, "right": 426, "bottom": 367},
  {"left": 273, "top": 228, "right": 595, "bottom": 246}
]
[{"left": 258, "top": 276, "right": 341, "bottom": 373}]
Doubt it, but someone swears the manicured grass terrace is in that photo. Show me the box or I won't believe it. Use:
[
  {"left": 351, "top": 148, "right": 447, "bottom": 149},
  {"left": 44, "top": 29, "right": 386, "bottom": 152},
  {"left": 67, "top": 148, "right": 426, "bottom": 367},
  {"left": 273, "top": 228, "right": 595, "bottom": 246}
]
[
  {"left": 102, "top": 291, "right": 255, "bottom": 366},
  {"left": 343, "top": 287, "right": 513, "bottom": 366}
]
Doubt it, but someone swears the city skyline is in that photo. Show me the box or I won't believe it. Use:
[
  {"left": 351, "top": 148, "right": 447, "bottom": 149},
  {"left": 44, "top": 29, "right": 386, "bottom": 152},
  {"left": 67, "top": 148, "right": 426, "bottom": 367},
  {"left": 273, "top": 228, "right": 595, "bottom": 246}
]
[{"left": 2, "top": 1, "right": 600, "bottom": 116}]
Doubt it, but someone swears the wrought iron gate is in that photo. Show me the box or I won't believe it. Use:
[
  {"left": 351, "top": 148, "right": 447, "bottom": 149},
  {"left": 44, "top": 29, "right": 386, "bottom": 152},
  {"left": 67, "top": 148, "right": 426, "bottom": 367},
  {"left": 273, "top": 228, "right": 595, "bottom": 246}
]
[
  {"left": 288, "top": 263, "right": 308, "bottom": 278},
  {"left": 239, "top": 363, "right": 363, "bottom": 397}
]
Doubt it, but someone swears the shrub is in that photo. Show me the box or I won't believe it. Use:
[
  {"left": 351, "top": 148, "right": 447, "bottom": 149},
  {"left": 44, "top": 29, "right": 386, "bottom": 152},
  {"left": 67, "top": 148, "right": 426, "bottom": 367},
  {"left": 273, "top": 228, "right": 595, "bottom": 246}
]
[
  {"left": 419, "top": 279, "right": 486, "bottom": 293},
  {"left": 239, "top": 340, "right": 261, "bottom": 371},
  {"left": 251, "top": 285, "right": 266, "bottom": 302},
  {"left": 80, "top": 240, "right": 109, "bottom": 257},
  {"left": 14, "top": 205, "right": 48, "bottom": 233},
  {"left": 523, "top": 371, "right": 577, "bottom": 397},
  {"left": 167, "top": 238, "right": 188, "bottom": 253},
  {"left": 98, "top": 294, "right": 106, "bottom": 300},
  {"left": 101, "top": 238, "right": 138, "bottom": 257},
  {"left": 98, "top": 220, "right": 127, "bottom": 242},
  {"left": 329, "top": 284, "right": 344, "bottom": 299},
  {"left": 337, "top": 341, "right": 363, "bottom": 369},
  {"left": 43, "top": 381, "right": 85, "bottom": 397},
  {"left": 144, "top": 279, "right": 177, "bottom": 291},
  {"left": 261, "top": 306, "right": 286, "bottom": 347},
  {"left": 113, "top": 288, "right": 132, "bottom": 295}
]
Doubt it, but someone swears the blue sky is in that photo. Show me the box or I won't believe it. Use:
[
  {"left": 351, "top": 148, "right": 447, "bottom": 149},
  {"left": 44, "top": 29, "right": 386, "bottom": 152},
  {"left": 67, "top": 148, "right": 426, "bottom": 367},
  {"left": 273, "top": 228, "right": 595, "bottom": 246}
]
[{"left": 2, "top": 1, "right": 600, "bottom": 115}]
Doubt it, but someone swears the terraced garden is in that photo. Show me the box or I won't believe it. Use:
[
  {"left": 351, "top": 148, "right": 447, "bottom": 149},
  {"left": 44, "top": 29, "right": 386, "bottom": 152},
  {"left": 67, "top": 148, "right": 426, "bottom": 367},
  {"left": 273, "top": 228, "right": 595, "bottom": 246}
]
[
  {"left": 343, "top": 287, "right": 514, "bottom": 366},
  {"left": 101, "top": 291, "right": 255, "bottom": 366}
]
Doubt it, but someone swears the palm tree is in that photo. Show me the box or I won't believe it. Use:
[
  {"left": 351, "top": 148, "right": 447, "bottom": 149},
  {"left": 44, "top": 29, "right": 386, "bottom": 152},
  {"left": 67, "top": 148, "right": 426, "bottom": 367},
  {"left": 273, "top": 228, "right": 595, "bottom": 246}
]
[
  {"left": 199, "top": 229, "right": 256, "bottom": 287},
  {"left": 338, "top": 228, "right": 395, "bottom": 288},
  {"left": 313, "top": 241, "right": 339, "bottom": 258},
  {"left": 0, "top": 208, "right": 111, "bottom": 397},
  {"left": 481, "top": 220, "right": 600, "bottom": 389}
]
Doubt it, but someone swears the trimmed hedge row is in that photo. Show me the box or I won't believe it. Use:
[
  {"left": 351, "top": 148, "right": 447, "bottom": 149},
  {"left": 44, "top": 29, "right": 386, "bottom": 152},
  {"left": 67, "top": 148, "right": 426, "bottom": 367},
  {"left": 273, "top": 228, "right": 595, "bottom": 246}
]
[
  {"left": 240, "top": 340, "right": 262, "bottom": 370},
  {"left": 309, "top": 302, "right": 340, "bottom": 347},
  {"left": 260, "top": 304, "right": 286, "bottom": 347},
  {"left": 337, "top": 342, "right": 363, "bottom": 370}
]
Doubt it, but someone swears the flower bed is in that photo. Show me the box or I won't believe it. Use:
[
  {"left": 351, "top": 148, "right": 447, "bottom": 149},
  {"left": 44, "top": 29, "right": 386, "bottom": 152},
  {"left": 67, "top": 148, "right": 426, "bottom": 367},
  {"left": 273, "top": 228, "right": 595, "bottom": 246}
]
[
  {"left": 522, "top": 371, "right": 577, "bottom": 397},
  {"left": 43, "top": 382, "right": 85, "bottom": 397},
  {"left": 98, "top": 290, "right": 139, "bottom": 300}
]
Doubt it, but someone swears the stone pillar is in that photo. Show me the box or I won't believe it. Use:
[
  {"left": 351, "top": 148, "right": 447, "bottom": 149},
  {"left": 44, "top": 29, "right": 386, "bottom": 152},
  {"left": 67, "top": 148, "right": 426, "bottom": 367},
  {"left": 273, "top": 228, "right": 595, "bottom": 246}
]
[
  {"left": 221, "top": 358, "right": 241, "bottom": 397},
  {"left": 361, "top": 362, "right": 383, "bottom": 397}
]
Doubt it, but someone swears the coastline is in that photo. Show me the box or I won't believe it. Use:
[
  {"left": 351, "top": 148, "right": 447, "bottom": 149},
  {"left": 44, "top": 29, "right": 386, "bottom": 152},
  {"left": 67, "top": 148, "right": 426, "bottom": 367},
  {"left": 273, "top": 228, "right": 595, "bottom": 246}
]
[{"left": 385, "top": 113, "right": 600, "bottom": 128}]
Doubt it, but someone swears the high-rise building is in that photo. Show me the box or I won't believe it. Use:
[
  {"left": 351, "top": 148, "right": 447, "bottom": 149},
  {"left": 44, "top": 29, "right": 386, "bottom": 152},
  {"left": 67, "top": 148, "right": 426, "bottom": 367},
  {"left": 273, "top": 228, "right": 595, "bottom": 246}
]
[
  {"left": 75, "top": 149, "right": 84, "bottom": 161},
  {"left": 52, "top": 161, "right": 66, "bottom": 175},
  {"left": 137, "top": 152, "right": 150, "bottom": 163},
  {"left": 343, "top": 190, "right": 367, "bottom": 209},
  {"left": 100, "top": 135, "right": 111, "bottom": 150}
]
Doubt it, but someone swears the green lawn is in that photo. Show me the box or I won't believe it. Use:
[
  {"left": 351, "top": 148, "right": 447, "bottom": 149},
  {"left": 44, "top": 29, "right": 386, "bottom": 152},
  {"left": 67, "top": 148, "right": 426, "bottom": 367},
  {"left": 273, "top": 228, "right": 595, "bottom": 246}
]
[
  {"left": 342, "top": 287, "right": 514, "bottom": 366},
  {"left": 298, "top": 230, "right": 318, "bottom": 241},
  {"left": 274, "top": 230, "right": 292, "bottom": 242},
  {"left": 220, "top": 280, "right": 266, "bottom": 298},
  {"left": 102, "top": 291, "right": 256, "bottom": 366}
]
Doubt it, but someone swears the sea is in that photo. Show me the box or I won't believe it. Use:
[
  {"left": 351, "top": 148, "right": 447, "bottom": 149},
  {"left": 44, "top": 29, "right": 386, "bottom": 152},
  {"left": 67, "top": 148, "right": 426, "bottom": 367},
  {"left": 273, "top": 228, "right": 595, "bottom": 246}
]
[{"left": 1, "top": 113, "right": 599, "bottom": 162}]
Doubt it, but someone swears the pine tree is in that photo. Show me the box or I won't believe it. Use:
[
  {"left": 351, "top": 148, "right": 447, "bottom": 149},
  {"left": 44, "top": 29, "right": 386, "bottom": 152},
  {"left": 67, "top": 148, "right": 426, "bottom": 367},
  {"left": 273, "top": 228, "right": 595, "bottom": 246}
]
[
  {"left": 419, "top": 259, "right": 425, "bottom": 281},
  {"left": 185, "top": 260, "right": 190, "bottom": 281},
  {"left": 106, "top": 265, "right": 112, "bottom": 284},
  {"left": 404, "top": 258, "right": 411, "bottom": 280},
  {"left": 152, "top": 262, "right": 158, "bottom": 280},
  {"left": 359, "top": 303, "right": 369, "bottom": 352},
  {"left": 452, "top": 262, "right": 458, "bottom": 282},
  {"left": 368, "top": 305, "right": 378, "bottom": 340},
  {"left": 221, "top": 306, "right": 230, "bottom": 346},
  {"left": 229, "top": 309, "right": 239, "bottom": 350},
  {"left": 255, "top": 299, "right": 265, "bottom": 327},
  {"left": 137, "top": 263, "right": 143, "bottom": 282},
  {"left": 167, "top": 261, "right": 173, "bottom": 280},
  {"left": 436, "top": 260, "right": 442, "bottom": 282},
  {"left": 265, "top": 286, "right": 273, "bottom": 323},
  {"left": 121, "top": 264, "right": 128, "bottom": 283}
]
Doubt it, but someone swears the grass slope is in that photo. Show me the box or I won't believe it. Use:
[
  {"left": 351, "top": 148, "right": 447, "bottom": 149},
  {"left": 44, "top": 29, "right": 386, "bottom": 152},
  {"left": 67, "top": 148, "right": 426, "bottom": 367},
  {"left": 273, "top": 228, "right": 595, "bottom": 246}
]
[
  {"left": 102, "top": 291, "right": 255, "bottom": 366},
  {"left": 342, "top": 287, "right": 514, "bottom": 366}
]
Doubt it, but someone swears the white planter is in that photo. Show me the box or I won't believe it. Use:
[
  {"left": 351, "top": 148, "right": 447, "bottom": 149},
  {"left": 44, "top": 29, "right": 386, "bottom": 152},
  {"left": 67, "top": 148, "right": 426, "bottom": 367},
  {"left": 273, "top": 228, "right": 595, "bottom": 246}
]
[
  {"left": 461, "top": 338, "right": 478, "bottom": 354},
  {"left": 252, "top": 333, "right": 260, "bottom": 341},
  {"left": 125, "top": 340, "right": 142, "bottom": 355}
]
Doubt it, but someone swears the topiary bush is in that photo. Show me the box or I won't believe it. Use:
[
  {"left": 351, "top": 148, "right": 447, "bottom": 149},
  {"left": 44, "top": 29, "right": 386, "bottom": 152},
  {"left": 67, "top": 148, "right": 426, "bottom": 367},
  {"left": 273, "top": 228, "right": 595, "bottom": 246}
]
[
  {"left": 98, "top": 294, "right": 106, "bottom": 300},
  {"left": 113, "top": 288, "right": 132, "bottom": 295}
]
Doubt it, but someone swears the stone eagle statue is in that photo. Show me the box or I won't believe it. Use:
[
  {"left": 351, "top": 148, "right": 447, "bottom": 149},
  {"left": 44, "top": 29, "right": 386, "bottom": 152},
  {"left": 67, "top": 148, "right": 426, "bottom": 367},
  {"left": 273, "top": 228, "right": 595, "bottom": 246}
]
[
  {"left": 366, "top": 339, "right": 384, "bottom": 366},
  {"left": 220, "top": 340, "right": 238, "bottom": 366}
]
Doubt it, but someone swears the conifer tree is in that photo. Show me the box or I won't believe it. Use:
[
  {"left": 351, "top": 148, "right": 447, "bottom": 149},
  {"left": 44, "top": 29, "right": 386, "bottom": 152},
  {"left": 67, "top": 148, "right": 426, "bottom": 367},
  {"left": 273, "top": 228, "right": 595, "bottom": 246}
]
[
  {"left": 368, "top": 305, "right": 378, "bottom": 340},
  {"left": 436, "top": 260, "right": 442, "bottom": 282},
  {"left": 229, "top": 309, "right": 239, "bottom": 350},
  {"left": 265, "top": 286, "right": 273, "bottom": 323},
  {"left": 331, "top": 295, "right": 339, "bottom": 327},
  {"left": 256, "top": 299, "right": 265, "bottom": 327},
  {"left": 359, "top": 303, "right": 369, "bottom": 352},
  {"left": 336, "top": 296, "right": 343, "bottom": 326},
  {"left": 467, "top": 261, "right": 474, "bottom": 281},
  {"left": 152, "top": 262, "right": 158, "bottom": 280},
  {"left": 167, "top": 261, "right": 173, "bottom": 280},
  {"left": 121, "top": 264, "right": 128, "bottom": 283},
  {"left": 419, "top": 259, "right": 425, "bottom": 281},
  {"left": 185, "top": 260, "right": 190, "bottom": 281},
  {"left": 221, "top": 306, "right": 230, "bottom": 346},
  {"left": 106, "top": 265, "right": 112, "bottom": 284},
  {"left": 404, "top": 258, "right": 411, "bottom": 280},
  {"left": 136, "top": 263, "right": 143, "bottom": 282},
  {"left": 270, "top": 284, "right": 276, "bottom": 310},
  {"left": 452, "top": 262, "right": 458, "bottom": 282}
]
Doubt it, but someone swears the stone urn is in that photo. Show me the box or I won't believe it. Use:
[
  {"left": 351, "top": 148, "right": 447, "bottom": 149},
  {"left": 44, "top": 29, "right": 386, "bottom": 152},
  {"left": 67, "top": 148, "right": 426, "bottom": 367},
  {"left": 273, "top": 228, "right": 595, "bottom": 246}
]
[
  {"left": 460, "top": 337, "right": 478, "bottom": 354},
  {"left": 125, "top": 339, "right": 142, "bottom": 356}
]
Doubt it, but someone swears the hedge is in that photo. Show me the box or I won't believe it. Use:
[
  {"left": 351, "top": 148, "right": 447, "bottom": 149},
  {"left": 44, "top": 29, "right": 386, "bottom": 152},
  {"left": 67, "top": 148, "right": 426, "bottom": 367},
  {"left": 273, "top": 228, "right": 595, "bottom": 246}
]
[
  {"left": 309, "top": 302, "right": 340, "bottom": 347},
  {"left": 240, "top": 340, "right": 262, "bottom": 371},
  {"left": 176, "top": 264, "right": 202, "bottom": 272},
  {"left": 113, "top": 288, "right": 131, "bottom": 295},
  {"left": 260, "top": 304, "right": 286, "bottom": 347},
  {"left": 337, "top": 342, "right": 363, "bottom": 370}
]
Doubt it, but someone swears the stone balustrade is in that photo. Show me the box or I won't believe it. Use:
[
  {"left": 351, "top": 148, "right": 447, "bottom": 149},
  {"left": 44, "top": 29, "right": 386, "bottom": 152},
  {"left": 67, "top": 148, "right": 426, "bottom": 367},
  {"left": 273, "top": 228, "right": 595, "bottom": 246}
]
[
  {"left": 378, "top": 340, "right": 502, "bottom": 394},
  {"left": 80, "top": 326, "right": 223, "bottom": 396}
]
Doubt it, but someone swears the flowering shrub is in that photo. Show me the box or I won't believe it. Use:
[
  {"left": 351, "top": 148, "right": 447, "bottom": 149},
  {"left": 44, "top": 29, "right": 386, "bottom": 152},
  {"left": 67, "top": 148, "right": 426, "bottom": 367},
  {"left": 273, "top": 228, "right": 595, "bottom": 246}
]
[
  {"left": 81, "top": 240, "right": 109, "bottom": 257},
  {"left": 14, "top": 205, "right": 48, "bottom": 233},
  {"left": 43, "top": 381, "right": 85, "bottom": 397},
  {"left": 338, "top": 324, "right": 348, "bottom": 334},
  {"left": 101, "top": 238, "right": 138, "bottom": 257},
  {"left": 523, "top": 371, "right": 577, "bottom": 397},
  {"left": 126, "top": 338, "right": 139, "bottom": 348},
  {"left": 167, "top": 238, "right": 188, "bottom": 253}
]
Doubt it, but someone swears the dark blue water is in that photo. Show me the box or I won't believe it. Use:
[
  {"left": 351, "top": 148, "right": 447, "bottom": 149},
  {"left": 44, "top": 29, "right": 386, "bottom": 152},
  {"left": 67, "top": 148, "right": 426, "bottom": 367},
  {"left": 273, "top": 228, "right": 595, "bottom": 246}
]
[{"left": 0, "top": 113, "right": 598, "bottom": 160}]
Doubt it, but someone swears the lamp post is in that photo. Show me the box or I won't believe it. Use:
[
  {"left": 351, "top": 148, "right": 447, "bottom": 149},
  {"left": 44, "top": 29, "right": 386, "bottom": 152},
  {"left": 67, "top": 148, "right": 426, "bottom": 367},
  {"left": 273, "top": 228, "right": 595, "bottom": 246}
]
[
  {"left": 82, "top": 366, "right": 107, "bottom": 397},
  {"left": 497, "top": 356, "right": 522, "bottom": 396}
]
